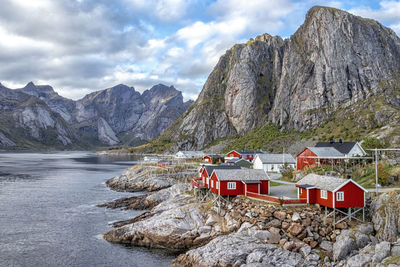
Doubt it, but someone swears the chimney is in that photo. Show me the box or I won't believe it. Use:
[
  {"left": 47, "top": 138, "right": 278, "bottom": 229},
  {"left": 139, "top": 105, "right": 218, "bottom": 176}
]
[
  {"left": 347, "top": 175, "right": 351, "bottom": 179},
  {"left": 339, "top": 139, "right": 344, "bottom": 143},
  {"left": 330, "top": 138, "right": 335, "bottom": 144}
]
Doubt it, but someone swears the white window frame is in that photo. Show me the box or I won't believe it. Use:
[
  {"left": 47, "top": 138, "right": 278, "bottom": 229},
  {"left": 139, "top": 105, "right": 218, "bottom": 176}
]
[
  {"left": 299, "top": 188, "right": 302, "bottom": 194},
  {"left": 216, "top": 181, "right": 219, "bottom": 190},
  {"left": 227, "top": 182, "right": 236, "bottom": 190},
  {"left": 211, "top": 180, "right": 214, "bottom": 188},
  {"left": 320, "top": 190, "right": 327, "bottom": 199},
  {"left": 336, "top": 191, "right": 344, "bottom": 201}
]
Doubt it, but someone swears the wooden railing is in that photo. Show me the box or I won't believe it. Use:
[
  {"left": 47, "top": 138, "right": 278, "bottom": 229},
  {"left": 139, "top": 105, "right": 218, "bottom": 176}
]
[
  {"left": 246, "top": 192, "right": 307, "bottom": 205},
  {"left": 191, "top": 179, "right": 205, "bottom": 188}
]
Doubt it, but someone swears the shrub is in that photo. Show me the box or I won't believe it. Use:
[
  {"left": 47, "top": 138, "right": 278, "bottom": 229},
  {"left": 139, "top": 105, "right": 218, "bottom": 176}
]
[
  {"left": 378, "top": 163, "right": 390, "bottom": 186},
  {"left": 280, "top": 163, "right": 294, "bottom": 180}
]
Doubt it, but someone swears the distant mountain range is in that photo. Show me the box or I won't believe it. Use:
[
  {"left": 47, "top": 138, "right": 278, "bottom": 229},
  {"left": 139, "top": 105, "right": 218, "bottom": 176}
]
[
  {"left": 140, "top": 6, "right": 400, "bottom": 153},
  {"left": 0, "top": 82, "right": 193, "bottom": 149}
]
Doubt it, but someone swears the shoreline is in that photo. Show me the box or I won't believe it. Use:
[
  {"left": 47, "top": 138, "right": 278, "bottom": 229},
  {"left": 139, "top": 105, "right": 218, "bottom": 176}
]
[{"left": 99, "top": 163, "right": 400, "bottom": 266}]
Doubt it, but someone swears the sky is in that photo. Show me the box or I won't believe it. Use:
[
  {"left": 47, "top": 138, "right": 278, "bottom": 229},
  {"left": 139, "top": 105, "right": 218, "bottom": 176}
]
[{"left": 0, "top": 0, "right": 400, "bottom": 101}]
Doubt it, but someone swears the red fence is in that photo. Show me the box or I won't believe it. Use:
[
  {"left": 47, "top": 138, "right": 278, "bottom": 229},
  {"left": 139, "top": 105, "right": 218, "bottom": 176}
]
[
  {"left": 191, "top": 179, "right": 205, "bottom": 188},
  {"left": 246, "top": 192, "right": 307, "bottom": 205}
]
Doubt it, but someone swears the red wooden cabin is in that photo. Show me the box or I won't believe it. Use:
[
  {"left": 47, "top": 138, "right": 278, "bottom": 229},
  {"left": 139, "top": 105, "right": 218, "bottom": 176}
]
[
  {"left": 203, "top": 155, "right": 223, "bottom": 163},
  {"left": 194, "top": 165, "right": 241, "bottom": 189},
  {"left": 225, "top": 150, "right": 265, "bottom": 163},
  {"left": 296, "top": 174, "right": 367, "bottom": 208},
  {"left": 157, "top": 160, "right": 172, "bottom": 167},
  {"left": 209, "top": 169, "right": 269, "bottom": 196},
  {"left": 296, "top": 147, "right": 344, "bottom": 170}
]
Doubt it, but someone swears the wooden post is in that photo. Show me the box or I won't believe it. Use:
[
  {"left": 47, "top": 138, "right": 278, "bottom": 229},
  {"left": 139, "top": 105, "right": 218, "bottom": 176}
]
[
  {"left": 362, "top": 207, "right": 365, "bottom": 222},
  {"left": 325, "top": 206, "right": 327, "bottom": 218},
  {"left": 348, "top": 208, "right": 351, "bottom": 221},
  {"left": 375, "top": 148, "right": 379, "bottom": 195},
  {"left": 333, "top": 210, "right": 336, "bottom": 229}
]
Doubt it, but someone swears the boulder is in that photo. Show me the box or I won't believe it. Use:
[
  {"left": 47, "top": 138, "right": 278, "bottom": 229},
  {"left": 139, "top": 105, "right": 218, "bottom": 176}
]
[
  {"left": 267, "top": 219, "right": 282, "bottom": 228},
  {"left": 273, "top": 211, "right": 287, "bottom": 221},
  {"left": 354, "top": 231, "right": 370, "bottom": 249},
  {"left": 372, "top": 241, "right": 391, "bottom": 263},
  {"left": 291, "top": 212, "right": 301, "bottom": 222},
  {"left": 391, "top": 245, "right": 400, "bottom": 257},
  {"left": 288, "top": 223, "right": 304, "bottom": 237},
  {"left": 356, "top": 223, "right": 374, "bottom": 235},
  {"left": 333, "top": 230, "right": 357, "bottom": 261},
  {"left": 319, "top": 240, "right": 333, "bottom": 252},
  {"left": 300, "top": 245, "right": 311, "bottom": 257},
  {"left": 346, "top": 253, "right": 373, "bottom": 267}
]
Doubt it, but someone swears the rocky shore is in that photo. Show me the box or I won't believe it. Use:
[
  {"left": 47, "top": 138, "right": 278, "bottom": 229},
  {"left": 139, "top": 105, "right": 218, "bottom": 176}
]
[{"left": 101, "top": 164, "right": 400, "bottom": 266}]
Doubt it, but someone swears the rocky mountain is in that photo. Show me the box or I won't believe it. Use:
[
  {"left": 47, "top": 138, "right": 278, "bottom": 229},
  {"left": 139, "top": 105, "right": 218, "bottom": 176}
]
[
  {"left": 152, "top": 6, "right": 400, "bottom": 151},
  {"left": 0, "top": 82, "right": 192, "bottom": 149}
]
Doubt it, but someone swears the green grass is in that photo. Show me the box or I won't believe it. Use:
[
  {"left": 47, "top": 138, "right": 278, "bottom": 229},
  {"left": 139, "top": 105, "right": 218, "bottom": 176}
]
[{"left": 270, "top": 181, "right": 284, "bottom": 187}]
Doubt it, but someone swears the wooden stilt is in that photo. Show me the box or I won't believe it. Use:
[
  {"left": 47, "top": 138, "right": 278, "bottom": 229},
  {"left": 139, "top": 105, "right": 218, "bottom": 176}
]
[
  {"left": 348, "top": 208, "right": 351, "bottom": 221},
  {"left": 362, "top": 207, "right": 365, "bottom": 222}
]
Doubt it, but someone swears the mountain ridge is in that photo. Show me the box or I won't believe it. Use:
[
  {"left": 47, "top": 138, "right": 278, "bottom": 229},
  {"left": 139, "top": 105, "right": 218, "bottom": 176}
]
[
  {"left": 137, "top": 6, "right": 400, "bottom": 153},
  {"left": 0, "top": 82, "right": 193, "bottom": 150}
]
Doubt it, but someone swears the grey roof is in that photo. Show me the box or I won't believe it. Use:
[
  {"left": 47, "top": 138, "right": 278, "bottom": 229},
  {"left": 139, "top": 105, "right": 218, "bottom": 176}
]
[
  {"left": 307, "top": 147, "right": 344, "bottom": 157},
  {"left": 213, "top": 169, "right": 268, "bottom": 181},
  {"left": 203, "top": 165, "right": 241, "bottom": 176},
  {"left": 296, "top": 173, "right": 348, "bottom": 191},
  {"left": 255, "top": 153, "right": 295, "bottom": 164},
  {"left": 316, "top": 141, "right": 359, "bottom": 154}
]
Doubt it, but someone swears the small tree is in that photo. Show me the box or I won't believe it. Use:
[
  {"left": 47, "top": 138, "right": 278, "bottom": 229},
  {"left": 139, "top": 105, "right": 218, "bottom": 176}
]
[
  {"left": 378, "top": 162, "right": 389, "bottom": 186},
  {"left": 280, "top": 163, "right": 294, "bottom": 180},
  {"left": 362, "top": 136, "right": 385, "bottom": 150}
]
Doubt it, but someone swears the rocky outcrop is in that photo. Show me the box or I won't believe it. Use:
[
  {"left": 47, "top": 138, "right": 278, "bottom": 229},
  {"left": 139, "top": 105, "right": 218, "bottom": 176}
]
[
  {"left": 98, "top": 183, "right": 190, "bottom": 210},
  {"left": 174, "top": 228, "right": 306, "bottom": 267},
  {"left": 371, "top": 191, "right": 400, "bottom": 242},
  {"left": 0, "top": 82, "right": 192, "bottom": 149},
  {"left": 156, "top": 5, "right": 400, "bottom": 150}
]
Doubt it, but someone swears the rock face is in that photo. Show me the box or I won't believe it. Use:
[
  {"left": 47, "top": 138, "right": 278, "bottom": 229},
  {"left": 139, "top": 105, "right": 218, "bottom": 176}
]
[
  {"left": 0, "top": 82, "right": 192, "bottom": 148},
  {"left": 371, "top": 192, "right": 400, "bottom": 242},
  {"left": 158, "top": 6, "right": 400, "bottom": 150},
  {"left": 174, "top": 229, "right": 305, "bottom": 267}
]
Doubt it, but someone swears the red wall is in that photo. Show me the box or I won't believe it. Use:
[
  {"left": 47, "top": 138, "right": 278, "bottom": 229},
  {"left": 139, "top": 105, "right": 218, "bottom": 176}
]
[
  {"left": 210, "top": 173, "right": 244, "bottom": 195},
  {"left": 260, "top": 180, "right": 269, "bottom": 195},
  {"left": 227, "top": 151, "right": 242, "bottom": 158},
  {"left": 308, "top": 188, "right": 317, "bottom": 204},
  {"left": 315, "top": 189, "right": 334, "bottom": 208},
  {"left": 246, "top": 184, "right": 259, "bottom": 194},
  {"left": 299, "top": 187, "right": 308, "bottom": 200},
  {"left": 203, "top": 156, "right": 211, "bottom": 162},
  {"left": 334, "top": 182, "right": 365, "bottom": 208},
  {"left": 296, "top": 148, "right": 317, "bottom": 170}
]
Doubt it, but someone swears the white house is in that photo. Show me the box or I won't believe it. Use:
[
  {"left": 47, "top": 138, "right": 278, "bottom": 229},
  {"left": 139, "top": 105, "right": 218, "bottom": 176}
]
[
  {"left": 175, "top": 151, "right": 205, "bottom": 159},
  {"left": 315, "top": 140, "right": 366, "bottom": 157},
  {"left": 253, "top": 153, "right": 296, "bottom": 173}
]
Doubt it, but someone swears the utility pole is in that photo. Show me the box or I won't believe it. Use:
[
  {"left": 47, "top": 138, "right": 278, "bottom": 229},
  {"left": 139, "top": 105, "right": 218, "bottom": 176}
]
[{"left": 375, "top": 148, "right": 378, "bottom": 195}]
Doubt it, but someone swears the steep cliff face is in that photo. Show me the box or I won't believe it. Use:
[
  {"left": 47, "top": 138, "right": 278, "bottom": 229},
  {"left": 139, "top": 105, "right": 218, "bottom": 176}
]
[
  {"left": 0, "top": 84, "right": 76, "bottom": 148},
  {"left": 160, "top": 6, "right": 400, "bottom": 150}
]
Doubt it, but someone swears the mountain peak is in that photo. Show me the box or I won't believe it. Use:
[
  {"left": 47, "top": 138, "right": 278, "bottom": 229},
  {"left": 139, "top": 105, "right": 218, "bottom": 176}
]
[{"left": 24, "top": 81, "right": 36, "bottom": 88}]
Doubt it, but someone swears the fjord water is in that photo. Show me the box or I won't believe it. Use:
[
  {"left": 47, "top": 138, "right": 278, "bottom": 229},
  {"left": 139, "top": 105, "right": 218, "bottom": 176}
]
[{"left": 0, "top": 151, "right": 172, "bottom": 267}]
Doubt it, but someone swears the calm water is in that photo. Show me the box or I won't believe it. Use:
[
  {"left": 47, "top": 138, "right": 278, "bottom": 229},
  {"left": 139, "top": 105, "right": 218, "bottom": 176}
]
[{"left": 0, "top": 151, "right": 173, "bottom": 267}]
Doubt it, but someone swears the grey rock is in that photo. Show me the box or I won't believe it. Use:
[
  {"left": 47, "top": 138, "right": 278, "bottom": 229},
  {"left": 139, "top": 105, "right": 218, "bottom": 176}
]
[
  {"left": 354, "top": 231, "right": 370, "bottom": 249},
  {"left": 346, "top": 253, "right": 372, "bottom": 267},
  {"left": 356, "top": 223, "right": 374, "bottom": 235},
  {"left": 371, "top": 192, "right": 400, "bottom": 242},
  {"left": 319, "top": 240, "right": 333, "bottom": 252},
  {"left": 333, "top": 231, "right": 357, "bottom": 261},
  {"left": 391, "top": 245, "right": 400, "bottom": 257},
  {"left": 300, "top": 245, "right": 311, "bottom": 257},
  {"left": 373, "top": 241, "right": 391, "bottom": 263},
  {"left": 0, "top": 131, "right": 15, "bottom": 146}
]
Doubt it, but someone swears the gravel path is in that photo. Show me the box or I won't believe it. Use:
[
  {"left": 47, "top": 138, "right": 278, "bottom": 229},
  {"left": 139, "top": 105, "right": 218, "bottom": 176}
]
[{"left": 269, "top": 184, "right": 298, "bottom": 198}]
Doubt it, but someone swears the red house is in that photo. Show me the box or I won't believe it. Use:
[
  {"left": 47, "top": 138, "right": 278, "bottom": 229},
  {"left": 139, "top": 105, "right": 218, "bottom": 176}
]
[
  {"left": 157, "top": 160, "right": 172, "bottom": 167},
  {"left": 225, "top": 150, "right": 265, "bottom": 163},
  {"left": 296, "top": 147, "right": 344, "bottom": 170},
  {"left": 196, "top": 165, "right": 241, "bottom": 189},
  {"left": 296, "top": 174, "right": 367, "bottom": 208},
  {"left": 209, "top": 169, "right": 269, "bottom": 196},
  {"left": 203, "top": 155, "right": 223, "bottom": 163}
]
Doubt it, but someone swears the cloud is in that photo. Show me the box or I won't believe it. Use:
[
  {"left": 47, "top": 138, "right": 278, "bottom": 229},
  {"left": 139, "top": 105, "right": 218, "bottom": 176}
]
[
  {"left": 0, "top": 0, "right": 399, "bottom": 102},
  {"left": 349, "top": 1, "right": 400, "bottom": 34}
]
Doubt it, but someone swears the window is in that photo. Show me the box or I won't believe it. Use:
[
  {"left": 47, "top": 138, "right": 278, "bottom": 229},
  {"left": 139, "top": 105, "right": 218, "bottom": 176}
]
[
  {"left": 320, "top": 190, "right": 327, "bottom": 199},
  {"left": 227, "top": 182, "right": 236, "bottom": 190},
  {"left": 216, "top": 182, "right": 219, "bottom": 190},
  {"left": 211, "top": 180, "right": 214, "bottom": 188},
  {"left": 337, "top": 191, "right": 344, "bottom": 201},
  {"left": 299, "top": 188, "right": 302, "bottom": 194}
]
